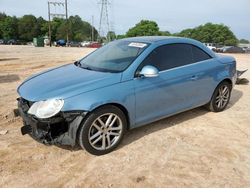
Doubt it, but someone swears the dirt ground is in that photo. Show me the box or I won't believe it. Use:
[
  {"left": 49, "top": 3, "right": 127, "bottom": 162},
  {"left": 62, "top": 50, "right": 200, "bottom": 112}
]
[{"left": 0, "top": 45, "right": 249, "bottom": 188}]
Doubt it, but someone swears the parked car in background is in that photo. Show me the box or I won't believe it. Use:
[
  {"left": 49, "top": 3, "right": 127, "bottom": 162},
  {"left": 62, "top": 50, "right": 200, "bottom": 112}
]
[
  {"left": 222, "top": 46, "right": 245, "bottom": 53},
  {"left": 86, "top": 42, "right": 102, "bottom": 48},
  {"left": 67, "top": 41, "right": 82, "bottom": 47},
  {"left": 17, "top": 36, "right": 237, "bottom": 155},
  {"left": 243, "top": 47, "right": 250, "bottom": 53},
  {"left": 204, "top": 43, "right": 216, "bottom": 51},
  {"left": 44, "top": 38, "right": 50, "bottom": 46},
  {"left": 81, "top": 41, "right": 91, "bottom": 47},
  {"left": 56, "top": 39, "right": 66, "bottom": 47},
  {"left": 214, "top": 47, "right": 224, "bottom": 53},
  {"left": 0, "top": 39, "right": 7, "bottom": 44},
  {"left": 7, "top": 39, "right": 17, "bottom": 45},
  {"left": 6, "top": 39, "right": 26, "bottom": 45}
]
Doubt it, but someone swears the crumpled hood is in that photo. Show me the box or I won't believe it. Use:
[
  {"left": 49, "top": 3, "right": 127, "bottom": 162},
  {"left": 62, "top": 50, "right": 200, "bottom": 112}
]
[{"left": 17, "top": 64, "right": 122, "bottom": 101}]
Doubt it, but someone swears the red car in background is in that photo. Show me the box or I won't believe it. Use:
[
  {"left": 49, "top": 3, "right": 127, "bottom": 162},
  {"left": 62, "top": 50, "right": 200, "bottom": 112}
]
[{"left": 86, "top": 42, "right": 102, "bottom": 48}]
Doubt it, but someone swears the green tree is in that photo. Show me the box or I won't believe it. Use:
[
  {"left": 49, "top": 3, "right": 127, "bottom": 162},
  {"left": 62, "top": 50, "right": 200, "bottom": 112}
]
[
  {"left": 49, "top": 15, "right": 98, "bottom": 42},
  {"left": 36, "top": 16, "right": 47, "bottom": 37},
  {"left": 126, "top": 20, "right": 161, "bottom": 37},
  {"left": 0, "top": 12, "right": 7, "bottom": 21},
  {"left": 107, "top": 31, "right": 116, "bottom": 41},
  {"left": 40, "top": 20, "right": 49, "bottom": 37},
  {"left": 55, "top": 20, "right": 68, "bottom": 40},
  {"left": 51, "top": 17, "right": 64, "bottom": 41},
  {"left": 18, "top": 15, "right": 38, "bottom": 41},
  {"left": 177, "top": 23, "right": 238, "bottom": 46},
  {"left": 0, "top": 13, "right": 99, "bottom": 42},
  {"left": 72, "top": 15, "right": 86, "bottom": 41},
  {"left": 116, "top": 34, "right": 126, "bottom": 39},
  {"left": 65, "top": 15, "right": 98, "bottom": 41},
  {"left": 239, "top": 39, "right": 249, "bottom": 44},
  {"left": 0, "top": 12, "right": 7, "bottom": 38},
  {"left": 0, "top": 16, "right": 18, "bottom": 39},
  {"left": 159, "top": 31, "right": 171, "bottom": 36}
]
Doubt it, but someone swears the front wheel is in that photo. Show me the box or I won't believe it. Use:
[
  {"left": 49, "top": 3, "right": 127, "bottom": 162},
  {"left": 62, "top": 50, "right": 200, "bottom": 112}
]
[
  {"left": 207, "top": 81, "right": 232, "bottom": 112},
  {"left": 78, "top": 105, "right": 127, "bottom": 155}
]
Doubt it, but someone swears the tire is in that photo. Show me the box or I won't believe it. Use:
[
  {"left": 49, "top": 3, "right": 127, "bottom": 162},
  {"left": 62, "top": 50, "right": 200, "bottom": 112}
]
[
  {"left": 207, "top": 81, "right": 232, "bottom": 112},
  {"left": 78, "top": 105, "right": 127, "bottom": 155}
]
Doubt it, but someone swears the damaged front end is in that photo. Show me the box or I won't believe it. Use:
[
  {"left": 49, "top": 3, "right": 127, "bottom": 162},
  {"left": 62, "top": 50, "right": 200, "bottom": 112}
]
[
  {"left": 17, "top": 97, "right": 86, "bottom": 146},
  {"left": 236, "top": 69, "right": 248, "bottom": 85}
]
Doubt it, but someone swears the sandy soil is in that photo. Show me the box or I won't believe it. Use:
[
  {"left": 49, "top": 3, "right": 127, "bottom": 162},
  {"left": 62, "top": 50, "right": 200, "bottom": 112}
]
[{"left": 0, "top": 45, "right": 249, "bottom": 188}]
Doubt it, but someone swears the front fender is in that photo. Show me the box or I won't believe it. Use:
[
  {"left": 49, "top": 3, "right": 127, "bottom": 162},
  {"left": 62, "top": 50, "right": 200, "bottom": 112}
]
[{"left": 62, "top": 80, "right": 136, "bottom": 127}]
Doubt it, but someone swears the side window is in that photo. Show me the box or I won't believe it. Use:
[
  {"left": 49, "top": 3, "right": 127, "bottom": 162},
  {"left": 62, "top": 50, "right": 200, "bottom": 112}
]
[
  {"left": 192, "top": 46, "right": 211, "bottom": 62},
  {"left": 139, "top": 44, "right": 193, "bottom": 72}
]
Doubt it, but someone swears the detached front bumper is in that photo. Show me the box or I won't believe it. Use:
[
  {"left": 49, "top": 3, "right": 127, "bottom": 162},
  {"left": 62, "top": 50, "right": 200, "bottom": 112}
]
[{"left": 17, "top": 97, "right": 86, "bottom": 146}]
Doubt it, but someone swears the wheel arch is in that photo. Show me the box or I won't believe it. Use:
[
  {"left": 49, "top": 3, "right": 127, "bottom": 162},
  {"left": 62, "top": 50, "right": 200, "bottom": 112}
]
[
  {"left": 209, "top": 78, "right": 233, "bottom": 102},
  {"left": 219, "top": 78, "right": 232, "bottom": 88},
  {"left": 206, "top": 78, "right": 232, "bottom": 112},
  {"left": 86, "top": 103, "right": 130, "bottom": 130},
  {"left": 76, "top": 102, "right": 131, "bottom": 148}
]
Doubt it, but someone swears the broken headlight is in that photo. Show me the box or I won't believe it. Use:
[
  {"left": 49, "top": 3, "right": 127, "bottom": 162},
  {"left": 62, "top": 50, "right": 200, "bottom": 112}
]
[{"left": 28, "top": 99, "right": 64, "bottom": 119}]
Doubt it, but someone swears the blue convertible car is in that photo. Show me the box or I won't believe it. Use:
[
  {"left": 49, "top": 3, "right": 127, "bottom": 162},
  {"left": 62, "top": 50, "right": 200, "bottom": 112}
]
[{"left": 17, "top": 36, "right": 237, "bottom": 155}]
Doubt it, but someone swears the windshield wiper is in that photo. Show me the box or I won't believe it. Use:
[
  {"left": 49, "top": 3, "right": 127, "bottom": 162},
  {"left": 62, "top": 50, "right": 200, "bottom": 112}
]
[
  {"left": 80, "top": 64, "right": 94, "bottom": 71},
  {"left": 74, "top": 61, "right": 81, "bottom": 67},
  {"left": 74, "top": 61, "right": 93, "bottom": 70}
]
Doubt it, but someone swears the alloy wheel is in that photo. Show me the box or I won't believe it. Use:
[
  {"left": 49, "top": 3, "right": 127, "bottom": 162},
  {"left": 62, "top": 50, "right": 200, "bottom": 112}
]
[
  {"left": 88, "top": 113, "right": 123, "bottom": 150},
  {"left": 215, "top": 85, "right": 230, "bottom": 109}
]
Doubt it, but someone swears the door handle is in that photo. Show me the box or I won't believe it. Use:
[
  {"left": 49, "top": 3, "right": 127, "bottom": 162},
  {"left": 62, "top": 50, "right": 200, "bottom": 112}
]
[{"left": 190, "top": 75, "right": 198, "bottom": 81}]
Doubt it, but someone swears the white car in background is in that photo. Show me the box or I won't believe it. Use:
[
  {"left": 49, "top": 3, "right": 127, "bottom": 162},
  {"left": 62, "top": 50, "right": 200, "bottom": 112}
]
[
  {"left": 81, "top": 41, "right": 91, "bottom": 47},
  {"left": 204, "top": 43, "right": 216, "bottom": 51}
]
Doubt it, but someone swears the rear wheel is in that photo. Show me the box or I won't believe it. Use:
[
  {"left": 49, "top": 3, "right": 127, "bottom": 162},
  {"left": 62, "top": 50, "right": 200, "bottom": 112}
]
[
  {"left": 78, "top": 105, "right": 126, "bottom": 155},
  {"left": 207, "top": 81, "right": 232, "bottom": 112}
]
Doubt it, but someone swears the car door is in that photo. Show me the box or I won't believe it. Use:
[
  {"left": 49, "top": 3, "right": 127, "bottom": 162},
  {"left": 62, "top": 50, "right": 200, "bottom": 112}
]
[
  {"left": 133, "top": 43, "right": 211, "bottom": 127},
  {"left": 188, "top": 45, "right": 216, "bottom": 106}
]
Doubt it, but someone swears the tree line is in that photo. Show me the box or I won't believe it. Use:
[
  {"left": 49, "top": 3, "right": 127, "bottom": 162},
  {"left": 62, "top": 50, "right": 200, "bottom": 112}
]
[
  {"left": 118, "top": 20, "right": 246, "bottom": 46},
  {"left": 0, "top": 13, "right": 98, "bottom": 42},
  {"left": 0, "top": 12, "right": 248, "bottom": 46}
]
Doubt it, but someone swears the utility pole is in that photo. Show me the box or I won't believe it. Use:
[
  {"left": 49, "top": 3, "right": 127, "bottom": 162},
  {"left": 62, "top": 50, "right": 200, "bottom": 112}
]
[
  {"left": 48, "top": 2, "right": 52, "bottom": 47},
  {"left": 91, "top": 15, "right": 94, "bottom": 41},
  {"left": 65, "top": 0, "right": 69, "bottom": 45},
  {"left": 98, "top": 0, "right": 110, "bottom": 42}
]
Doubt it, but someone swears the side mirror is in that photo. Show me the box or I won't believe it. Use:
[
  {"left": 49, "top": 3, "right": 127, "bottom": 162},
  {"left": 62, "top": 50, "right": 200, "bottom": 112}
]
[{"left": 139, "top": 65, "right": 159, "bottom": 78}]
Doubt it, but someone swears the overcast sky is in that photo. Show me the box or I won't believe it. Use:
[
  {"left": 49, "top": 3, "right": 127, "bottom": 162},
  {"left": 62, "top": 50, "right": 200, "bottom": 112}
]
[{"left": 0, "top": 0, "right": 250, "bottom": 40}]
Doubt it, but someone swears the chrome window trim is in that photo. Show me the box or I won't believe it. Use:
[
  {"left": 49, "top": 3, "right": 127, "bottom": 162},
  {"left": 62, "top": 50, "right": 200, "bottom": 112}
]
[{"left": 158, "top": 58, "right": 213, "bottom": 74}]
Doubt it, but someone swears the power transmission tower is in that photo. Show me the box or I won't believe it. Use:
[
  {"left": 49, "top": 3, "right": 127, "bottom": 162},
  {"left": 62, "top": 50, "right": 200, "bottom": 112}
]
[
  {"left": 47, "top": 0, "right": 69, "bottom": 46},
  {"left": 98, "top": 0, "right": 110, "bottom": 42}
]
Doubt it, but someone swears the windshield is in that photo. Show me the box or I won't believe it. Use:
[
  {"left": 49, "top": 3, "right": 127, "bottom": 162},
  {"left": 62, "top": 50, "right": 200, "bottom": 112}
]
[{"left": 79, "top": 40, "right": 149, "bottom": 72}]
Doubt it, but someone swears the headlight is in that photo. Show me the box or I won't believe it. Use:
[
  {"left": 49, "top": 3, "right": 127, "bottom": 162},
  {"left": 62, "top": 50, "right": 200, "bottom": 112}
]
[{"left": 28, "top": 99, "right": 64, "bottom": 119}]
